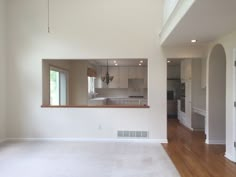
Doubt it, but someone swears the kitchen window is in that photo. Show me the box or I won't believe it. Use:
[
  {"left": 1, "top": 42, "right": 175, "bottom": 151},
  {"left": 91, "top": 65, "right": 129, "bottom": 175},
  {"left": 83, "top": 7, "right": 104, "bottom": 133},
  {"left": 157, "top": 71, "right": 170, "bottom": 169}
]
[
  {"left": 50, "top": 66, "right": 68, "bottom": 106},
  {"left": 88, "top": 76, "right": 95, "bottom": 94}
]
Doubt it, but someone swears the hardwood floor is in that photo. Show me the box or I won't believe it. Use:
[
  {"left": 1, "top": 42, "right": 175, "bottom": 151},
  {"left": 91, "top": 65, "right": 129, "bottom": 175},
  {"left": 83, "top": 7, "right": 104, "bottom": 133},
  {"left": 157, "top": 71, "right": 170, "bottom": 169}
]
[{"left": 162, "top": 119, "right": 236, "bottom": 177}]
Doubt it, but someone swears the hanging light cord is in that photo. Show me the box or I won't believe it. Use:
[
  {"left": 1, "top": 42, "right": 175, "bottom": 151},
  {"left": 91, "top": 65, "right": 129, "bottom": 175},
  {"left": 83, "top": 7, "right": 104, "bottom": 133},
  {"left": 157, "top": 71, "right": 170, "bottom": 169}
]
[{"left": 48, "top": 0, "right": 50, "bottom": 33}]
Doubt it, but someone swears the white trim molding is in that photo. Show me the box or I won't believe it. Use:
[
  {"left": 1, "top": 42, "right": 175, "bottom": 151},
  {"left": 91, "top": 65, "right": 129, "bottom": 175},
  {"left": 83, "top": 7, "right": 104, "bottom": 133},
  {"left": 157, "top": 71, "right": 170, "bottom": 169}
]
[
  {"left": 192, "top": 128, "right": 204, "bottom": 132},
  {"left": 160, "top": 0, "right": 195, "bottom": 45},
  {"left": 225, "top": 152, "right": 236, "bottom": 163},
  {"left": 6, "top": 138, "right": 168, "bottom": 144},
  {"left": 179, "top": 119, "right": 193, "bottom": 131},
  {"left": 233, "top": 47, "right": 236, "bottom": 164},
  {"left": 205, "top": 139, "right": 225, "bottom": 145}
]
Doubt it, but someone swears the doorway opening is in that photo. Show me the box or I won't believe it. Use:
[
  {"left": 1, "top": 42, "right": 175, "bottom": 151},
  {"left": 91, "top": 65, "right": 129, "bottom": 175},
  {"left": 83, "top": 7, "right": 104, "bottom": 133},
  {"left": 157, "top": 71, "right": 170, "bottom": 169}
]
[
  {"left": 167, "top": 59, "right": 181, "bottom": 119},
  {"left": 166, "top": 58, "right": 206, "bottom": 134}
]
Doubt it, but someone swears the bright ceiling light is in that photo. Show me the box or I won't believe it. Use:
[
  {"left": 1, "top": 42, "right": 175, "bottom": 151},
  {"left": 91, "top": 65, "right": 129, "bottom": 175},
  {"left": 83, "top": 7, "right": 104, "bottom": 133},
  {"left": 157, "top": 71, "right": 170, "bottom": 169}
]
[
  {"left": 167, "top": 60, "right": 171, "bottom": 63},
  {"left": 139, "top": 63, "right": 142, "bottom": 66},
  {"left": 115, "top": 63, "right": 118, "bottom": 66},
  {"left": 191, "top": 39, "right": 197, "bottom": 43},
  {"left": 113, "top": 60, "right": 117, "bottom": 63},
  {"left": 140, "top": 60, "right": 143, "bottom": 63}
]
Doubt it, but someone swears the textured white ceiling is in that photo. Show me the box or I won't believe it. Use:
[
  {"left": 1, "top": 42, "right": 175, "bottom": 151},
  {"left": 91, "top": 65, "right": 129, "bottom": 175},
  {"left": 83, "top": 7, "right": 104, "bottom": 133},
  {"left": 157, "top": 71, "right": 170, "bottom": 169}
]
[{"left": 163, "top": 0, "right": 236, "bottom": 46}]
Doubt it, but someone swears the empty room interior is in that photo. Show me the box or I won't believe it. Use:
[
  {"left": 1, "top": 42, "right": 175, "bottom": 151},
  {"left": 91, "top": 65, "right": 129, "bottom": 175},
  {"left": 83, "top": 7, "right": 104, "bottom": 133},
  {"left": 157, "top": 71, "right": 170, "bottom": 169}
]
[{"left": 1, "top": 0, "right": 236, "bottom": 176}]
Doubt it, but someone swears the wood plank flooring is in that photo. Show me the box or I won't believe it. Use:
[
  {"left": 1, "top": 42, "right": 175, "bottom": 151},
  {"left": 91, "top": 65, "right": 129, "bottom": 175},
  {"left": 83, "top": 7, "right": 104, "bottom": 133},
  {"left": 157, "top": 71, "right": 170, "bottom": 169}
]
[{"left": 162, "top": 119, "right": 236, "bottom": 177}]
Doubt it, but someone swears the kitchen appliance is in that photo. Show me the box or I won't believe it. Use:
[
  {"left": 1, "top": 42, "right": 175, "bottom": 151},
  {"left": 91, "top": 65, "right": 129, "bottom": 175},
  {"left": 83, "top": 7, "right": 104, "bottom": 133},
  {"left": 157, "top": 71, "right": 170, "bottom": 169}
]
[
  {"left": 167, "top": 90, "right": 174, "bottom": 100},
  {"left": 180, "top": 83, "right": 185, "bottom": 112}
]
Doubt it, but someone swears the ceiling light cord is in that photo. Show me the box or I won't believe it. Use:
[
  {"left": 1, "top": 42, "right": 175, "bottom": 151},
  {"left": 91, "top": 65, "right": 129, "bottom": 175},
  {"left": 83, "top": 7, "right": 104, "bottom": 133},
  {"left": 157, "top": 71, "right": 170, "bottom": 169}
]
[{"left": 48, "top": 0, "right": 50, "bottom": 33}]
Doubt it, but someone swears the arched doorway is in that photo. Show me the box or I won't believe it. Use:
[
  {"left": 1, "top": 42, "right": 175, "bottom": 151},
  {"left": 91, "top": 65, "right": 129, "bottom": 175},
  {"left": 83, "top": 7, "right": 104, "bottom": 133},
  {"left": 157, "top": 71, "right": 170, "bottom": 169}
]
[{"left": 207, "top": 44, "right": 226, "bottom": 144}]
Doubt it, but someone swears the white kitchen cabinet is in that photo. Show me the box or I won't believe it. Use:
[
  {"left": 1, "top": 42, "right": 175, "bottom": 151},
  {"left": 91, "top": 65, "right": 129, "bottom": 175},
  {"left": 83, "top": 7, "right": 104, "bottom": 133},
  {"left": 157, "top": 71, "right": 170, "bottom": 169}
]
[
  {"left": 185, "top": 60, "right": 192, "bottom": 80},
  {"left": 119, "top": 67, "right": 128, "bottom": 88},
  {"left": 96, "top": 66, "right": 147, "bottom": 89},
  {"left": 179, "top": 59, "right": 193, "bottom": 130},
  {"left": 136, "top": 67, "right": 145, "bottom": 79},
  {"left": 88, "top": 98, "right": 107, "bottom": 106},
  {"left": 181, "top": 59, "right": 192, "bottom": 82},
  {"left": 107, "top": 98, "right": 147, "bottom": 106},
  {"left": 180, "top": 61, "right": 185, "bottom": 82},
  {"left": 144, "top": 67, "right": 148, "bottom": 88},
  {"left": 128, "top": 66, "right": 146, "bottom": 79},
  {"left": 167, "top": 65, "right": 181, "bottom": 79},
  {"left": 177, "top": 81, "right": 192, "bottom": 130},
  {"left": 128, "top": 67, "right": 137, "bottom": 78},
  {"left": 95, "top": 66, "right": 103, "bottom": 88},
  {"left": 185, "top": 80, "right": 192, "bottom": 129},
  {"left": 108, "top": 66, "right": 119, "bottom": 88}
]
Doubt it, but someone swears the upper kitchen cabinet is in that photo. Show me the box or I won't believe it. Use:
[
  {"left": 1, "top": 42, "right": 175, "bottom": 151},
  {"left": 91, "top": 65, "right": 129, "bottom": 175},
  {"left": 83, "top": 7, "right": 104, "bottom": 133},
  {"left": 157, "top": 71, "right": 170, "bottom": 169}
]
[
  {"left": 181, "top": 59, "right": 192, "bottom": 82},
  {"left": 119, "top": 67, "right": 128, "bottom": 88},
  {"left": 167, "top": 62, "right": 180, "bottom": 79},
  {"left": 95, "top": 59, "right": 147, "bottom": 89},
  {"left": 95, "top": 66, "right": 103, "bottom": 88},
  {"left": 96, "top": 66, "right": 128, "bottom": 88},
  {"left": 144, "top": 67, "right": 148, "bottom": 88},
  {"left": 128, "top": 67, "right": 137, "bottom": 78},
  {"left": 128, "top": 66, "right": 146, "bottom": 79},
  {"left": 136, "top": 67, "right": 146, "bottom": 79}
]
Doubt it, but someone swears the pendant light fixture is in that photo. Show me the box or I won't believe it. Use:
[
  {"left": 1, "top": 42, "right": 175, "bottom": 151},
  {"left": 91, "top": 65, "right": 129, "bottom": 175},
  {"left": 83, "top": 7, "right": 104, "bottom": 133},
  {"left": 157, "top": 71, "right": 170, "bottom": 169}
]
[{"left": 101, "top": 60, "right": 114, "bottom": 85}]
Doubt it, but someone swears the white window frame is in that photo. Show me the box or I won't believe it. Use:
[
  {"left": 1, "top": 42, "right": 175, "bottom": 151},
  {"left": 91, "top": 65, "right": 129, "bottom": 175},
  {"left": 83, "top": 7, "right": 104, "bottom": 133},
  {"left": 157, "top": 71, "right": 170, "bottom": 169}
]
[
  {"left": 49, "top": 66, "right": 69, "bottom": 106},
  {"left": 88, "top": 76, "right": 95, "bottom": 94}
]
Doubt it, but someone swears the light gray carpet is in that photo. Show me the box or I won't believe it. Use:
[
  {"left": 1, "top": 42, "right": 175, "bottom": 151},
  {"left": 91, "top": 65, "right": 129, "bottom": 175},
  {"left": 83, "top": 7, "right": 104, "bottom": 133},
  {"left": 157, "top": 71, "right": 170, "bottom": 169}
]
[{"left": 0, "top": 141, "right": 180, "bottom": 177}]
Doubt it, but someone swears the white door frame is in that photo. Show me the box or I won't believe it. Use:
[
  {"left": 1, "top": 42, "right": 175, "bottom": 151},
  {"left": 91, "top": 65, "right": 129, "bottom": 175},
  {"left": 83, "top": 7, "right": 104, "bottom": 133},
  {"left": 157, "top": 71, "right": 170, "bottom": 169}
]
[{"left": 233, "top": 48, "right": 236, "bottom": 162}]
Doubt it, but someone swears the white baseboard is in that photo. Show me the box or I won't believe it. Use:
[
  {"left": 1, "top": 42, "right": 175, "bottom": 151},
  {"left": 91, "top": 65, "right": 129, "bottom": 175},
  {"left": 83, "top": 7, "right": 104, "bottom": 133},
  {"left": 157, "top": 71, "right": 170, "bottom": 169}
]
[
  {"left": 192, "top": 128, "right": 204, "bottom": 132},
  {"left": 205, "top": 139, "right": 225, "bottom": 145},
  {"left": 6, "top": 138, "right": 168, "bottom": 144},
  {"left": 179, "top": 121, "right": 193, "bottom": 131},
  {"left": 225, "top": 152, "right": 236, "bottom": 162}
]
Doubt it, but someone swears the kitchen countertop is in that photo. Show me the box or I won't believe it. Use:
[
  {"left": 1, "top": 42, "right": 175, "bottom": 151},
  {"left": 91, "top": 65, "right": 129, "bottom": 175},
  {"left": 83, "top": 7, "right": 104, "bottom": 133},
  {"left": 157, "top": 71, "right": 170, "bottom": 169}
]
[
  {"left": 90, "top": 97, "right": 107, "bottom": 101},
  {"left": 90, "top": 97, "right": 147, "bottom": 100},
  {"left": 192, "top": 107, "right": 206, "bottom": 117},
  {"left": 88, "top": 97, "right": 148, "bottom": 107},
  {"left": 41, "top": 105, "right": 150, "bottom": 108}
]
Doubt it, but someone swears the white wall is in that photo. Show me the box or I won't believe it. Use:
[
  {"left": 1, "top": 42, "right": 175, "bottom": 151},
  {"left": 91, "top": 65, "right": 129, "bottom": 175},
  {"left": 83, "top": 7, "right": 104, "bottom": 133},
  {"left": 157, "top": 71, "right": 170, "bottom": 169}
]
[
  {"left": 201, "top": 58, "right": 207, "bottom": 88},
  {"left": 208, "top": 44, "right": 226, "bottom": 144},
  {"left": 162, "top": 45, "right": 208, "bottom": 59},
  {"left": 191, "top": 59, "right": 206, "bottom": 130},
  {"left": 6, "top": 0, "right": 167, "bottom": 141},
  {"left": 42, "top": 60, "right": 89, "bottom": 105},
  {"left": 0, "top": 0, "right": 6, "bottom": 142},
  {"left": 206, "top": 30, "right": 236, "bottom": 162},
  {"left": 70, "top": 61, "right": 88, "bottom": 105},
  {"left": 191, "top": 59, "right": 206, "bottom": 110}
]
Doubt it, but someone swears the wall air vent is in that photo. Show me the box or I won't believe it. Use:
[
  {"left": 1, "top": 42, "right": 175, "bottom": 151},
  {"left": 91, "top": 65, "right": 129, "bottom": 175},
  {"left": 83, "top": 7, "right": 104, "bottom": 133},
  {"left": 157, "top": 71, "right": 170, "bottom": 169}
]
[{"left": 117, "top": 131, "right": 149, "bottom": 138}]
